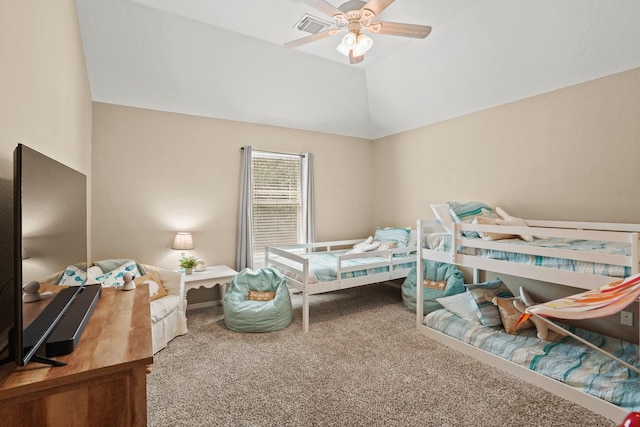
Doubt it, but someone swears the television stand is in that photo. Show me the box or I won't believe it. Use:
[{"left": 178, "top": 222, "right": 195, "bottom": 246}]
[{"left": 0, "top": 284, "right": 153, "bottom": 426}]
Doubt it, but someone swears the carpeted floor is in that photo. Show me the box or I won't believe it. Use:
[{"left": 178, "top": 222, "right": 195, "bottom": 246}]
[{"left": 147, "top": 282, "right": 616, "bottom": 427}]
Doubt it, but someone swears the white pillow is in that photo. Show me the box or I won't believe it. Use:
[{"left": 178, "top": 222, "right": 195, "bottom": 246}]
[
  {"left": 95, "top": 260, "right": 141, "bottom": 288},
  {"left": 430, "top": 203, "right": 455, "bottom": 234},
  {"left": 436, "top": 292, "right": 482, "bottom": 325},
  {"left": 58, "top": 265, "right": 86, "bottom": 286}
]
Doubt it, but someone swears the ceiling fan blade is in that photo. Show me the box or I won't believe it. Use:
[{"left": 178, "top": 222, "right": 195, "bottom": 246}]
[
  {"left": 284, "top": 28, "right": 341, "bottom": 49},
  {"left": 349, "top": 51, "right": 364, "bottom": 64},
  {"left": 368, "top": 21, "right": 432, "bottom": 38},
  {"left": 362, "top": 0, "right": 395, "bottom": 15},
  {"left": 303, "top": 0, "right": 346, "bottom": 18}
]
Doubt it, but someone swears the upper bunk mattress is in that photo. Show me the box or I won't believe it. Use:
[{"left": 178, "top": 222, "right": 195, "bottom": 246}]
[
  {"left": 424, "top": 308, "right": 640, "bottom": 412},
  {"left": 425, "top": 234, "right": 633, "bottom": 278}
]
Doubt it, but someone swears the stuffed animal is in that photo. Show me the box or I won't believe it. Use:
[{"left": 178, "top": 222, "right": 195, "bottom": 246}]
[
  {"left": 512, "top": 287, "right": 565, "bottom": 341},
  {"left": 495, "top": 207, "right": 534, "bottom": 242},
  {"left": 346, "top": 236, "right": 380, "bottom": 254}
]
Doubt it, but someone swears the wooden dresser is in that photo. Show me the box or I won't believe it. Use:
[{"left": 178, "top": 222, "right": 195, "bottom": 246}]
[{"left": 0, "top": 284, "right": 153, "bottom": 426}]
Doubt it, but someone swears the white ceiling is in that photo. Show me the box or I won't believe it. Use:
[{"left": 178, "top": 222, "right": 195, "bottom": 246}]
[{"left": 76, "top": 0, "right": 640, "bottom": 139}]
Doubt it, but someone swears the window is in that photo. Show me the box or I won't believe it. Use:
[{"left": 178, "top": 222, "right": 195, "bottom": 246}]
[{"left": 251, "top": 151, "right": 302, "bottom": 266}]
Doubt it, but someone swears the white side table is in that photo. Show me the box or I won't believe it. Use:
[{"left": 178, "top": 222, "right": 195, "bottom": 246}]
[{"left": 180, "top": 265, "right": 237, "bottom": 312}]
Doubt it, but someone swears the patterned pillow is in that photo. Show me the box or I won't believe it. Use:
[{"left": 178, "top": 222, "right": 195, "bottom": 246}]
[
  {"left": 95, "top": 260, "right": 141, "bottom": 288},
  {"left": 449, "top": 202, "right": 497, "bottom": 238},
  {"left": 58, "top": 265, "right": 87, "bottom": 286},
  {"left": 93, "top": 259, "right": 147, "bottom": 276},
  {"left": 373, "top": 227, "right": 411, "bottom": 247},
  {"left": 466, "top": 278, "right": 513, "bottom": 327}
]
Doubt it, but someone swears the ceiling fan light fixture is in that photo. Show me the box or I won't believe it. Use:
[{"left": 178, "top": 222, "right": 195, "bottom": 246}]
[
  {"left": 342, "top": 32, "right": 357, "bottom": 47},
  {"left": 286, "top": 1, "right": 432, "bottom": 64},
  {"left": 356, "top": 33, "right": 373, "bottom": 51},
  {"left": 336, "top": 31, "right": 358, "bottom": 56},
  {"left": 336, "top": 41, "right": 351, "bottom": 56},
  {"left": 351, "top": 34, "right": 373, "bottom": 58}
]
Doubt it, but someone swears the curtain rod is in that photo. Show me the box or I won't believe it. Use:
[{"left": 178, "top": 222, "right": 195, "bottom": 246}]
[{"left": 240, "top": 147, "right": 305, "bottom": 158}]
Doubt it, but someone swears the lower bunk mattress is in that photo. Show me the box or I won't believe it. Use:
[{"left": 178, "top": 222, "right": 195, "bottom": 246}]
[
  {"left": 424, "top": 308, "right": 640, "bottom": 412},
  {"left": 271, "top": 251, "right": 415, "bottom": 284}
]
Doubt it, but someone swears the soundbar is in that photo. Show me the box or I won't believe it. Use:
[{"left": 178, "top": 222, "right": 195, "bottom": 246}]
[
  {"left": 22, "top": 286, "right": 80, "bottom": 353},
  {"left": 46, "top": 285, "right": 101, "bottom": 357}
]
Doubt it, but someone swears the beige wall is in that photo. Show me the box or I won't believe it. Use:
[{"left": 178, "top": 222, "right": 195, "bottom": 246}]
[
  {"left": 91, "top": 103, "right": 373, "bottom": 271},
  {"left": 0, "top": 0, "right": 92, "bottom": 176},
  {"left": 0, "top": 1, "right": 92, "bottom": 284},
  {"left": 372, "top": 67, "right": 640, "bottom": 226}
]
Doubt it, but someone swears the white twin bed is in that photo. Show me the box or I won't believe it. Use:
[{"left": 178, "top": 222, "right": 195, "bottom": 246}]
[
  {"left": 416, "top": 209, "right": 640, "bottom": 422},
  {"left": 265, "top": 227, "right": 417, "bottom": 332}
]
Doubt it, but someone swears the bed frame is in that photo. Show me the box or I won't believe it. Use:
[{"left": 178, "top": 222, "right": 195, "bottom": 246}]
[
  {"left": 416, "top": 218, "right": 640, "bottom": 422},
  {"left": 265, "top": 239, "right": 415, "bottom": 332}
]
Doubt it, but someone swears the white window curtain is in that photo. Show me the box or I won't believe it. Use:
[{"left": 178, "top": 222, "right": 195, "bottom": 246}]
[{"left": 236, "top": 146, "right": 315, "bottom": 271}]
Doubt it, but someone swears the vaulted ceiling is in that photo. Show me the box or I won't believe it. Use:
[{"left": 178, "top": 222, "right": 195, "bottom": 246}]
[{"left": 76, "top": 0, "right": 640, "bottom": 139}]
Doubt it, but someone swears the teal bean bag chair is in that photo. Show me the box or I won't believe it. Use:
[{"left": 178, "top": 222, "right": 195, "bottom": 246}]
[
  {"left": 402, "top": 260, "right": 465, "bottom": 313},
  {"left": 223, "top": 267, "right": 292, "bottom": 333}
]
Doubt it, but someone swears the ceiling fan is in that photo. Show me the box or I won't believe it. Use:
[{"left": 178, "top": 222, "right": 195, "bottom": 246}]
[{"left": 285, "top": 0, "right": 432, "bottom": 64}]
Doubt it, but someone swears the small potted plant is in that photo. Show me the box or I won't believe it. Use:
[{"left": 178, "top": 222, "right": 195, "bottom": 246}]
[{"left": 179, "top": 255, "right": 199, "bottom": 275}]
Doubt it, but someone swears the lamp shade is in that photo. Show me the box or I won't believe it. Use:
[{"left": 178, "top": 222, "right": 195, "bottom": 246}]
[{"left": 172, "top": 232, "right": 194, "bottom": 250}]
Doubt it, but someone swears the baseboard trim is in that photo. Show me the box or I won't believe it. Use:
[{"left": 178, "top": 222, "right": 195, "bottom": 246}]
[{"left": 186, "top": 300, "right": 222, "bottom": 311}]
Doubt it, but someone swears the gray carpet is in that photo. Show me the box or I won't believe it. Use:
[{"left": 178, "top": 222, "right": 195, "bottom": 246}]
[{"left": 147, "top": 282, "right": 616, "bottom": 427}]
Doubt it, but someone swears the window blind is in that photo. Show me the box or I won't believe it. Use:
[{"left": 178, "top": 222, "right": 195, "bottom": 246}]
[{"left": 251, "top": 151, "right": 302, "bottom": 264}]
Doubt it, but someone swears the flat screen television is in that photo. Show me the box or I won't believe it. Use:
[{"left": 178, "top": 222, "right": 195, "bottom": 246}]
[{"left": 0, "top": 144, "right": 88, "bottom": 366}]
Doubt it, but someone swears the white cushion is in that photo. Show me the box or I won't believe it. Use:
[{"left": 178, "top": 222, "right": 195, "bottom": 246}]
[{"left": 150, "top": 294, "right": 180, "bottom": 323}]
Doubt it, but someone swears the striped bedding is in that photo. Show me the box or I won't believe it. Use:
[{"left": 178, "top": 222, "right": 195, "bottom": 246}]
[
  {"left": 425, "top": 234, "right": 632, "bottom": 278},
  {"left": 424, "top": 308, "right": 640, "bottom": 412},
  {"left": 272, "top": 251, "right": 415, "bottom": 284}
]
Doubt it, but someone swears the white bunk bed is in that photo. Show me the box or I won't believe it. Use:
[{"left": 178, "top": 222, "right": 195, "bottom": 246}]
[
  {"left": 416, "top": 217, "right": 640, "bottom": 422},
  {"left": 265, "top": 239, "right": 416, "bottom": 332}
]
